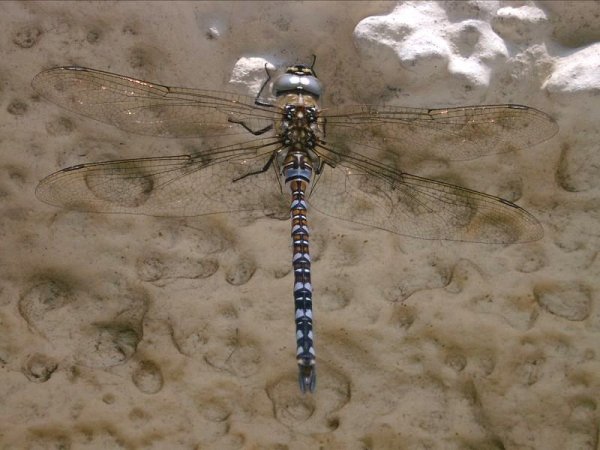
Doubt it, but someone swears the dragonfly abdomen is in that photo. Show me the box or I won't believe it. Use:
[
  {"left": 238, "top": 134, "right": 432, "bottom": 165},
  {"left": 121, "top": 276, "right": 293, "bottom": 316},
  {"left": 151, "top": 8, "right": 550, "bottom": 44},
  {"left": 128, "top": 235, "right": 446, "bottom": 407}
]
[{"left": 284, "top": 150, "right": 316, "bottom": 393}]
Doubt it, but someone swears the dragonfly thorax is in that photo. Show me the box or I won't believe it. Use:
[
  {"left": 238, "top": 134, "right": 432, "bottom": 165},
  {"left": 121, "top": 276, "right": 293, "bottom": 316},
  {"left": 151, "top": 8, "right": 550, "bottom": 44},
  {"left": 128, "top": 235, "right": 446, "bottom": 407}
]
[{"left": 280, "top": 104, "right": 319, "bottom": 150}]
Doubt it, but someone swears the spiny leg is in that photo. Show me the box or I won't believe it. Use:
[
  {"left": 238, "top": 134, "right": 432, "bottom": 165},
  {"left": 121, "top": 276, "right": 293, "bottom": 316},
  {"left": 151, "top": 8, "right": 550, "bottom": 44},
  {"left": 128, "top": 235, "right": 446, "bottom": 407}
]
[
  {"left": 227, "top": 117, "right": 274, "bottom": 135},
  {"left": 232, "top": 152, "right": 277, "bottom": 182},
  {"left": 254, "top": 63, "right": 274, "bottom": 107}
]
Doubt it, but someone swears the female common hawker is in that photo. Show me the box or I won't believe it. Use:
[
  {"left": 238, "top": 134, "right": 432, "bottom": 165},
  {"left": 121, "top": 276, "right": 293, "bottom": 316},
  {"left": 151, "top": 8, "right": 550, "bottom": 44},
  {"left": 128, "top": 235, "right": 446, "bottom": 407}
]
[{"left": 32, "top": 62, "right": 558, "bottom": 393}]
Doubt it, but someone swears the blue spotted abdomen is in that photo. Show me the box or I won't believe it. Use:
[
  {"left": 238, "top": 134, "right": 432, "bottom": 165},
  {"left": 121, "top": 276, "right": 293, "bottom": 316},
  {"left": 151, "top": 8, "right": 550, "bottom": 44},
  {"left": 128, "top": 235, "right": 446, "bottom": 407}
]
[{"left": 283, "top": 150, "right": 315, "bottom": 393}]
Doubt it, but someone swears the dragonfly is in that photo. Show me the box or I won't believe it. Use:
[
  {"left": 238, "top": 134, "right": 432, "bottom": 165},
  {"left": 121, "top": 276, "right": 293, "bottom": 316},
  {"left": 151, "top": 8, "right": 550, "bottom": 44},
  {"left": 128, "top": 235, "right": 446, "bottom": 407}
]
[{"left": 32, "top": 62, "right": 557, "bottom": 393}]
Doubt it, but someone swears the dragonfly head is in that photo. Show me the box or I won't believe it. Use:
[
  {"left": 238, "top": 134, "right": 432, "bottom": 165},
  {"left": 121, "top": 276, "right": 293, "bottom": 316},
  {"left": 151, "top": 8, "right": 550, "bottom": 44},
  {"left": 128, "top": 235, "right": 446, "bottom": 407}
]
[{"left": 273, "top": 65, "right": 323, "bottom": 99}]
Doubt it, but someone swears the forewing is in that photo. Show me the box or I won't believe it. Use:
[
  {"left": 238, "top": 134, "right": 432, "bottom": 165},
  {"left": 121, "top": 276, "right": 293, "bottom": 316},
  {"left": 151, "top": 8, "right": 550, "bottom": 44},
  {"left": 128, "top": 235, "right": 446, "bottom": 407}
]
[
  {"left": 321, "top": 104, "right": 558, "bottom": 162},
  {"left": 36, "top": 138, "right": 287, "bottom": 217},
  {"left": 309, "top": 146, "right": 543, "bottom": 243},
  {"left": 32, "top": 66, "right": 278, "bottom": 139}
]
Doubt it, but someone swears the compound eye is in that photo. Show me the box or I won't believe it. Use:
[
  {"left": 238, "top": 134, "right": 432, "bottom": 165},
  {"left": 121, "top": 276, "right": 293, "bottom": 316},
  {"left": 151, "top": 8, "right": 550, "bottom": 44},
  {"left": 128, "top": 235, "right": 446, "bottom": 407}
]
[{"left": 273, "top": 74, "right": 323, "bottom": 97}]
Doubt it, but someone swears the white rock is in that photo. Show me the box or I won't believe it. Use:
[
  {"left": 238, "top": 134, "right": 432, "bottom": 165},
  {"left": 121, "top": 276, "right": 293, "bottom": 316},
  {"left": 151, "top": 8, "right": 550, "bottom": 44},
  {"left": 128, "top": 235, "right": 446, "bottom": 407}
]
[
  {"left": 354, "top": 1, "right": 510, "bottom": 99},
  {"left": 229, "top": 57, "right": 275, "bottom": 96},
  {"left": 544, "top": 43, "right": 600, "bottom": 94},
  {"left": 492, "top": 5, "right": 550, "bottom": 43}
]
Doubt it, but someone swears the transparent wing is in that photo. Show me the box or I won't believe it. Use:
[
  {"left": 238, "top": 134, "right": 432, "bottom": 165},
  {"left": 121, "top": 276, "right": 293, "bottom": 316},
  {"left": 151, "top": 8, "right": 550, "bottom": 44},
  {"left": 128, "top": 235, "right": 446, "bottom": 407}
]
[
  {"left": 321, "top": 104, "right": 558, "bottom": 162},
  {"left": 32, "top": 66, "right": 279, "bottom": 140},
  {"left": 309, "top": 144, "right": 543, "bottom": 243},
  {"left": 36, "top": 138, "right": 288, "bottom": 217}
]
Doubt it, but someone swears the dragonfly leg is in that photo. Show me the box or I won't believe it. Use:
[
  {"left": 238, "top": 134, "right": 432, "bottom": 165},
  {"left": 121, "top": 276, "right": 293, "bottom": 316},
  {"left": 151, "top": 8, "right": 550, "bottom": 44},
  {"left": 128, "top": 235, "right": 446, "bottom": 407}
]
[
  {"left": 232, "top": 152, "right": 276, "bottom": 182},
  {"left": 254, "top": 63, "right": 274, "bottom": 106},
  {"left": 227, "top": 117, "right": 274, "bottom": 136},
  {"left": 308, "top": 54, "right": 318, "bottom": 77}
]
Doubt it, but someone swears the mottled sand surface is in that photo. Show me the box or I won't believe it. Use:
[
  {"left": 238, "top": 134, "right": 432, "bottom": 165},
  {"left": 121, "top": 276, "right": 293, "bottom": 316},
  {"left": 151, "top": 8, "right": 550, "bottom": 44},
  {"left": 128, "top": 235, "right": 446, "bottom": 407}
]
[{"left": 1, "top": 1, "right": 599, "bottom": 449}]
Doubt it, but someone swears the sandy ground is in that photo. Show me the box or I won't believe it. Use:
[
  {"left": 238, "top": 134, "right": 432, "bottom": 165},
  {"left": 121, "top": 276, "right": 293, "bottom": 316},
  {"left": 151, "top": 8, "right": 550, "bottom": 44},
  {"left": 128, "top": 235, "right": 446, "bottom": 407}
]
[{"left": 0, "top": 1, "right": 599, "bottom": 449}]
